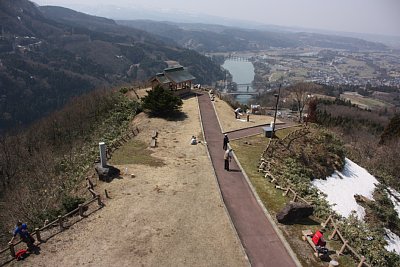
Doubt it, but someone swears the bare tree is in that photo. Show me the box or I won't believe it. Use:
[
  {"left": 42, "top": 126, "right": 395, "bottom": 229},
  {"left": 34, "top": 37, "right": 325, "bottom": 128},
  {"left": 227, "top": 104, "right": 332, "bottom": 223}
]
[
  {"left": 289, "top": 82, "right": 319, "bottom": 122},
  {"left": 0, "top": 135, "right": 23, "bottom": 190}
]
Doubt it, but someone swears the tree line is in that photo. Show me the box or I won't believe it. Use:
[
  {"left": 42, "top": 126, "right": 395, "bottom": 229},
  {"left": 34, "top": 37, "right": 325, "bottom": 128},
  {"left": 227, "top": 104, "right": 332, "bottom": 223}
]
[{"left": 0, "top": 88, "right": 139, "bottom": 244}]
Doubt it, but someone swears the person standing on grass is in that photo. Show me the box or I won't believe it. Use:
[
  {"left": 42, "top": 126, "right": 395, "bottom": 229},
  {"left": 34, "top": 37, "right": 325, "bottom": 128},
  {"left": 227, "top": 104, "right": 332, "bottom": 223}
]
[
  {"left": 10, "top": 221, "right": 35, "bottom": 251},
  {"left": 223, "top": 134, "right": 229, "bottom": 150},
  {"left": 234, "top": 107, "right": 241, "bottom": 119},
  {"left": 224, "top": 148, "right": 233, "bottom": 171}
]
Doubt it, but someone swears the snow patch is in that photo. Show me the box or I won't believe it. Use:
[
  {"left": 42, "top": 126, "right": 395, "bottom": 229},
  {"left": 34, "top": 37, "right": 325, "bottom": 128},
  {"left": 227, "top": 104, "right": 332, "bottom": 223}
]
[
  {"left": 385, "top": 228, "right": 400, "bottom": 254},
  {"left": 387, "top": 187, "right": 400, "bottom": 216},
  {"left": 312, "top": 158, "right": 379, "bottom": 220}
]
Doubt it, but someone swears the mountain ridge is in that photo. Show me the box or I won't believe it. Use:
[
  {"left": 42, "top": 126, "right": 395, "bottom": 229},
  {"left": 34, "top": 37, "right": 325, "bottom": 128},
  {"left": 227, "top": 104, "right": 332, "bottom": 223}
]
[
  {"left": 118, "top": 19, "right": 388, "bottom": 52},
  {"left": 0, "top": 1, "right": 224, "bottom": 131}
]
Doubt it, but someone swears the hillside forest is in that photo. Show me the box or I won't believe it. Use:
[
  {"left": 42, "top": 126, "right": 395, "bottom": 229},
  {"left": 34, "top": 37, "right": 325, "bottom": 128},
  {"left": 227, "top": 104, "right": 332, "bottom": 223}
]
[{"left": 0, "top": 0, "right": 224, "bottom": 131}]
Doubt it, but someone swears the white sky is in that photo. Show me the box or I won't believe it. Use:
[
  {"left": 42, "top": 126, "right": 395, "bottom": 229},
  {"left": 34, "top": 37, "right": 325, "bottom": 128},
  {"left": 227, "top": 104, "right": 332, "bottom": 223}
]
[{"left": 33, "top": 0, "right": 400, "bottom": 36}]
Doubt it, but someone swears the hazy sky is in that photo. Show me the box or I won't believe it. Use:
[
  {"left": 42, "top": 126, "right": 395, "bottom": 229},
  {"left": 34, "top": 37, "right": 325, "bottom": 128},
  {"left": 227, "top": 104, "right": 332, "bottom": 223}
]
[{"left": 34, "top": 0, "right": 400, "bottom": 36}]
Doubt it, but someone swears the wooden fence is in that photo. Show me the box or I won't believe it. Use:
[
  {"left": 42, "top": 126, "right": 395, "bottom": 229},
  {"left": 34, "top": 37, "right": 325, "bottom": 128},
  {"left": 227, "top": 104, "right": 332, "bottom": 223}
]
[
  {"left": 0, "top": 185, "right": 103, "bottom": 263},
  {"left": 257, "top": 126, "right": 371, "bottom": 267},
  {"left": 104, "top": 127, "right": 139, "bottom": 160},
  {"left": 322, "top": 215, "right": 371, "bottom": 267}
]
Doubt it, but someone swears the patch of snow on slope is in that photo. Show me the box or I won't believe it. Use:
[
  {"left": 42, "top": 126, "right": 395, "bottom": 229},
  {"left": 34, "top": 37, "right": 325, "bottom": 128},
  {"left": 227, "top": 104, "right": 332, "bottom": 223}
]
[
  {"left": 312, "top": 158, "right": 379, "bottom": 220},
  {"left": 387, "top": 188, "right": 400, "bottom": 216},
  {"left": 385, "top": 228, "right": 400, "bottom": 254}
]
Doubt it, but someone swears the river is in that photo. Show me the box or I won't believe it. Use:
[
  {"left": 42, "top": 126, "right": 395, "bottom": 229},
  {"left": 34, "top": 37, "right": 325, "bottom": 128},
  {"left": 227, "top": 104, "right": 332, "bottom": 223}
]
[{"left": 222, "top": 59, "right": 255, "bottom": 104}]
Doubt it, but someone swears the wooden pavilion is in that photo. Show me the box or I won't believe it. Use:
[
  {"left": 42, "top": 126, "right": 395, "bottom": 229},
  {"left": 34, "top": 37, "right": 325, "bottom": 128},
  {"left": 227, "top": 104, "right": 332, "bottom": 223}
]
[{"left": 150, "top": 65, "right": 196, "bottom": 96}]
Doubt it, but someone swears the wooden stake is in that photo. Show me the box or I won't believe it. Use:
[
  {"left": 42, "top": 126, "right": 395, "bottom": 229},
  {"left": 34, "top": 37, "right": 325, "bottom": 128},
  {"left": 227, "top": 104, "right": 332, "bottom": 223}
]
[
  {"left": 337, "top": 240, "right": 348, "bottom": 255},
  {"left": 357, "top": 256, "right": 365, "bottom": 267},
  {"left": 35, "top": 228, "right": 42, "bottom": 242},
  {"left": 9, "top": 242, "right": 15, "bottom": 258},
  {"left": 329, "top": 227, "right": 338, "bottom": 240},
  {"left": 79, "top": 204, "right": 84, "bottom": 217},
  {"left": 58, "top": 215, "right": 64, "bottom": 231}
]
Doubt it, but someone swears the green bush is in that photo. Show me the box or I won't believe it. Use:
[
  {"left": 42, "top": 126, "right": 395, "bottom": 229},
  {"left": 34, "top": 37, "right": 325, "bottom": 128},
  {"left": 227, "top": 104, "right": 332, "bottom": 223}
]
[
  {"left": 119, "top": 87, "right": 129, "bottom": 94},
  {"left": 62, "top": 195, "right": 86, "bottom": 213},
  {"left": 141, "top": 85, "right": 183, "bottom": 117}
]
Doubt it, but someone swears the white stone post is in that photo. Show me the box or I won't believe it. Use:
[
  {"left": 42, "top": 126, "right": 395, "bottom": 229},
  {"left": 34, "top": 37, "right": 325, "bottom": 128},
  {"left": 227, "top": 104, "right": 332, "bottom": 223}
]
[{"left": 99, "top": 142, "right": 107, "bottom": 167}]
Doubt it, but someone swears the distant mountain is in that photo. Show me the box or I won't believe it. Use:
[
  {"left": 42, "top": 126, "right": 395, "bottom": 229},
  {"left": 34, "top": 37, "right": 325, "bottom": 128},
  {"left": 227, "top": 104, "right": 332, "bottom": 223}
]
[
  {"left": 45, "top": 3, "right": 266, "bottom": 30},
  {"left": 0, "top": 0, "right": 224, "bottom": 131},
  {"left": 118, "top": 20, "right": 388, "bottom": 52}
]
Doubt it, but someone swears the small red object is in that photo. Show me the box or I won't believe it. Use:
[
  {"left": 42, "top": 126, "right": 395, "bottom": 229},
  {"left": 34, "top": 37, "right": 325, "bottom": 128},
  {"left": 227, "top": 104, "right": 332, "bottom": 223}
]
[{"left": 15, "top": 249, "right": 28, "bottom": 260}]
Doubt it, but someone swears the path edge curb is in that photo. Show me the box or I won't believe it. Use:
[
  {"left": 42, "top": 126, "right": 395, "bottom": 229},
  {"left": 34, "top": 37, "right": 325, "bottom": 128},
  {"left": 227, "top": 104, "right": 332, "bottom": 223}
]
[
  {"left": 210, "top": 94, "right": 302, "bottom": 267},
  {"left": 231, "top": 150, "right": 303, "bottom": 267},
  {"left": 196, "top": 93, "right": 251, "bottom": 266}
]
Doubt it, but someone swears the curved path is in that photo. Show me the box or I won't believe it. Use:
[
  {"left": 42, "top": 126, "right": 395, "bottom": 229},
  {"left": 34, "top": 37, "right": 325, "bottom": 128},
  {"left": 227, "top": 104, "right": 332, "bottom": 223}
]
[{"left": 198, "top": 93, "right": 298, "bottom": 267}]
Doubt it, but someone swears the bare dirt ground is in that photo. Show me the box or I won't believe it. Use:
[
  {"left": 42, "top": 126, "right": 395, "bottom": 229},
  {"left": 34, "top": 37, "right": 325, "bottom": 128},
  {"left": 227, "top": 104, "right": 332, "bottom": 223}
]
[
  {"left": 212, "top": 94, "right": 282, "bottom": 133},
  {"left": 12, "top": 96, "right": 248, "bottom": 267}
]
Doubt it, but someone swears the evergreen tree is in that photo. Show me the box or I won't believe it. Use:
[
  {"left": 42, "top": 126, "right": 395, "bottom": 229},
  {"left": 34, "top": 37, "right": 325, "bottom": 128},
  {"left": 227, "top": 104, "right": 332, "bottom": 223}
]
[
  {"left": 141, "top": 85, "right": 183, "bottom": 117},
  {"left": 380, "top": 113, "right": 400, "bottom": 144}
]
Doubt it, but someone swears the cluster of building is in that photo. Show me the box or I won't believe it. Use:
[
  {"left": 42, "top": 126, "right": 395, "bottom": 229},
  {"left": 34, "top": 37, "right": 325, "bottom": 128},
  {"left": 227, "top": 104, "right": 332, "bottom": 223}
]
[{"left": 253, "top": 48, "right": 400, "bottom": 88}]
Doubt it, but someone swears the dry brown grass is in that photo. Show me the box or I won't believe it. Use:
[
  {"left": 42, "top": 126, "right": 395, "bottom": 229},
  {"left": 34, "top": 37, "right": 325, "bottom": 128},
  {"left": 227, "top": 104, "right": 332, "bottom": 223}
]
[
  {"left": 212, "top": 95, "right": 282, "bottom": 132},
  {"left": 15, "top": 96, "right": 248, "bottom": 267}
]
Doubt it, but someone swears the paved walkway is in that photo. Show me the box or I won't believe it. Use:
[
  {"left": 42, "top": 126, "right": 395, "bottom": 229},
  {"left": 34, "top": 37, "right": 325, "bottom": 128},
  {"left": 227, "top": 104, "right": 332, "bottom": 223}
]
[
  {"left": 225, "top": 122, "right": 298, "bottom": 140},
  {"left": 198, "top": 93, "right": 298, "bottom": 267}
]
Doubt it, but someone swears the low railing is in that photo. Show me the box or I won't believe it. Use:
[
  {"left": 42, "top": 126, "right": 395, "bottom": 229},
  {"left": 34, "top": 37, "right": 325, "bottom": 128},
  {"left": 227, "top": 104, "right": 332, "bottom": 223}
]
[
  {"left": 0, "top": 186, "right": 103, "bottom": 263},
  {"left": 280, "top": 186, "right": 311, "bottom": 205},
  {"left": 104, "top": 127, "right": 139, "bottom": 160},
  {"left": 322, "top": 215, "right": 371, "bottom": 267},
  {"left": 257, "top": 127, "right": 371, "bottom": 267}
]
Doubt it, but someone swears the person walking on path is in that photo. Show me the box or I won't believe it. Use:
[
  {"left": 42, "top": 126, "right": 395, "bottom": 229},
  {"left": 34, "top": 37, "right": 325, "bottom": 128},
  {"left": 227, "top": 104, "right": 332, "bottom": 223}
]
[
  {"left": 10, "top": 221, "right": 36, "bottom": 251},
  {"left": 224, "top": 148, "right": 233, "bottom": 171},
  {"left": 223, "top": 134, "right": 229, "bottom": 150}
]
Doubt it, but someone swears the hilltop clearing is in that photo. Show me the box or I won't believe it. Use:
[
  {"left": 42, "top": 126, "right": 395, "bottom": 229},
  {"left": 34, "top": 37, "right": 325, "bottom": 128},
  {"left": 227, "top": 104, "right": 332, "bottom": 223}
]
[{"left": 9, "top": 96, "right": 248, "bottom": 267}]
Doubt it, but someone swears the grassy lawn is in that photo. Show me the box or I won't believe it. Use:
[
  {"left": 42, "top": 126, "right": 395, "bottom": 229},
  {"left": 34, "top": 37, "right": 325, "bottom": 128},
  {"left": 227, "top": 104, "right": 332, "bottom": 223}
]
[
  {"left": 230, "top": 134, "right": 287, "bottom": 212},
  {"left": 270, "top": 71, "right": 286, "bottom": 82},
  {"left": 341, "top": 93, "right": 393, "bottom": 110},
  {"left": 275, "top": 125, "right": 302, "bottom": 139},
  {"left": 109, "top": 139, "right": 164, "bottom": 166},
  {"left": 231, "top": 127, "right": 355, "bottom": 267},
  {"left": 337, "top": 59, "right": 375, "bottom": 78}
]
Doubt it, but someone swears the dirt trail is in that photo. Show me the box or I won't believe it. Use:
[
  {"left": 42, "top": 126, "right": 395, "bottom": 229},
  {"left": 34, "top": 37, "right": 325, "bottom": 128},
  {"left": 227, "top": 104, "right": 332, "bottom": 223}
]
[{"left": 13, "top": 96, "right": 248, "bottom": 267}]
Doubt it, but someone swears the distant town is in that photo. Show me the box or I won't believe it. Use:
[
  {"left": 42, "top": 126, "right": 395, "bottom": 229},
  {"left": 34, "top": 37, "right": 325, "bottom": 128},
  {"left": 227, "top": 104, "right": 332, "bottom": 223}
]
[{"left": 211, "top": 48, "right": 400, "bottom": 90}]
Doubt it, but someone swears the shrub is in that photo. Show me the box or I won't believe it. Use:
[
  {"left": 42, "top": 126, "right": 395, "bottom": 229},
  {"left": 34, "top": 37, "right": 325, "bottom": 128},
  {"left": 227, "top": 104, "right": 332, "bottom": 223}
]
[
  {"left": 119, "top": 87, "right": 129, "bottom": 94},
  {"left": 141, "top": 85, "right": 183, "bottom": 117},
  {"left": 62, "top": 195, "right": 86, "bottom": 213}
]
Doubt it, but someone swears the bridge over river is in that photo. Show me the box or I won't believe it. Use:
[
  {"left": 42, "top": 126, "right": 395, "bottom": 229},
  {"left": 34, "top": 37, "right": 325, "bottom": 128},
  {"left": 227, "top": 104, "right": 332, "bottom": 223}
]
[
  {"left": 224, "top": 83, "right": 263, "bottom": 96},
  {"left": 224, "top": 91, "right": 260, "bottom": 96}
]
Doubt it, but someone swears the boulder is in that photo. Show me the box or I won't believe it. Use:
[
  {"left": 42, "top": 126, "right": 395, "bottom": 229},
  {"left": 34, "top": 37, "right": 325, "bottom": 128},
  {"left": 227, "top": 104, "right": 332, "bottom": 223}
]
[
  {"left": 354, "top": 194, "right": 372, "bottom": 204},
  {"left": 95, "top": 164, "right": 120, "bottom": 182},
  {"left": 276, "top": 201, "right": 314, "bottom": 223}
]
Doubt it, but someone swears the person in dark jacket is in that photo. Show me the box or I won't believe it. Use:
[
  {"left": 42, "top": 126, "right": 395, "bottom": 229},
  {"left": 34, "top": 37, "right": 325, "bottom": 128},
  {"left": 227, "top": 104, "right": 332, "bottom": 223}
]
[
  {"left": 10, "top": 221, "right": 35, "bottom": 251},
  {"left": 223, "top": 134, "right": 229, "bottom": 150}
]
